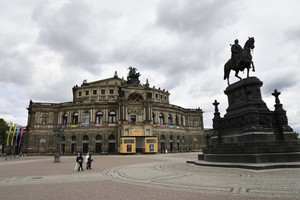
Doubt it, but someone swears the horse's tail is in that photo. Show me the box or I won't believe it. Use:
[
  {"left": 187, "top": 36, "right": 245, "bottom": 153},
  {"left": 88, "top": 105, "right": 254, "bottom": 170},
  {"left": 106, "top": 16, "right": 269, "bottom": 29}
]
[{"left": 224, "top": 60, "right": 230, "bottom": 80}]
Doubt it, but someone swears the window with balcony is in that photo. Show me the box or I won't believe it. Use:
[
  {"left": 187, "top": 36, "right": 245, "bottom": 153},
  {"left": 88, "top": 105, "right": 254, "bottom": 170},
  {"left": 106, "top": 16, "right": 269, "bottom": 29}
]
[
  {"left": 108, "top": 111, "right": 116, "bottom": 123},
  {"left": 95, "top": 111, "right": 103, "bottom": 125},
  {"left": 168, "top": 114, "right": 173, "bottom": 125},
  {"left": 159, "top": 113, "right": 164, "bottom": 125},
  {"left": 72, "top": 112, "right": 79, "bottom": 125}
]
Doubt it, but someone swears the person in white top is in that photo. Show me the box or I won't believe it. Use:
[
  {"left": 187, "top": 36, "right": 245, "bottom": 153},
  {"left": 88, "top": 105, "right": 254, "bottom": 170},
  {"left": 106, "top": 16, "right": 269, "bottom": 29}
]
[{"left": 85, "top": 152, "right": 89, "bottom": 170}]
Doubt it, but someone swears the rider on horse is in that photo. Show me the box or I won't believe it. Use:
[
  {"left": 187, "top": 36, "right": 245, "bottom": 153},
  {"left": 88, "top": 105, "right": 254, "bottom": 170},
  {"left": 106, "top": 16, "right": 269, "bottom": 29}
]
[
  {"left": 224, "top": 37, "right": 255, "bottom": 85},
  {"left": 230, "top": 39, "right": 243, "bottom": 71}
]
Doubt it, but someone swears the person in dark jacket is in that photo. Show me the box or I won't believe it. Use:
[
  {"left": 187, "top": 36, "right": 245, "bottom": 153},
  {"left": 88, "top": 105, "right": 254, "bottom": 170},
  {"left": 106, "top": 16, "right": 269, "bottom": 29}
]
[
  {"left": 87, "top": 154, "right": 93, "bottom": 170},
  {"left": 76, "top": 153, "right": 84, "bottom": 171}
]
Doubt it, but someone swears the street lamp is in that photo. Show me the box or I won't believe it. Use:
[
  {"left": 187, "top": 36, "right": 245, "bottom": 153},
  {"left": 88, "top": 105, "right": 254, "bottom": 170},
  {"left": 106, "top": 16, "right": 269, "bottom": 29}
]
[{"left": 53, "top": 127, "right": 64, "bottom": 163}]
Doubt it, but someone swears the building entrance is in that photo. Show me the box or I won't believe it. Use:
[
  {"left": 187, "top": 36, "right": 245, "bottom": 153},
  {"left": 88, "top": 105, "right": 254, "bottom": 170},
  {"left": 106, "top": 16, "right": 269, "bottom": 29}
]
[
  {"left": 136, "top": 137, "right": 144, "bottom": 153},
  {"left": 120, "top": 136, "right": 158, "bottom": 154}
]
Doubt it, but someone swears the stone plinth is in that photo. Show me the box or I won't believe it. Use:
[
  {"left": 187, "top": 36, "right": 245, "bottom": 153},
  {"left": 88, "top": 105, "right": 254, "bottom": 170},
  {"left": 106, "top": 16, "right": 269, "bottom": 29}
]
[{"left": 202, "top": 77, "right": 300, "bottom": 164}]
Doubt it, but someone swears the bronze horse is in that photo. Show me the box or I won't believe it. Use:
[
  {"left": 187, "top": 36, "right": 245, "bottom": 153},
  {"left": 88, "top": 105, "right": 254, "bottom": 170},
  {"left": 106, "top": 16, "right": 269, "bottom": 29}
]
[{"left": 224, "top": 37, "right": 255, "bottom": 85}]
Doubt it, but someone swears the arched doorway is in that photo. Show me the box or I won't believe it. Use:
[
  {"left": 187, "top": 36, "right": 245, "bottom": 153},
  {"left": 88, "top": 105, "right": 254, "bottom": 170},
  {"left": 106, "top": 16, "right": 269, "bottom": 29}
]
[
  {"left": 83, "top": 135, "right": 89, "bottom": 153},
  {"left": 61, "top": 136, "right": 65, "bottom": 154},
  {"left": 182, "top": 136, "right": 185, "bottom": 151},
  {"left": 71, "top": 136, "right": 77, "bottom": 154},
  {"left": 160, "top": 135, "right": 165, "bottom": 153},
  {"left": 95, "top": 134, "right": 102, "bottom": 153},
  {"left": 108, "top": 134, "right": 116, "bottom": 153},
  {"left": 170, "top": 135, "right": 173, "bottom": 152},
  {"left": 177, "top": 135, "right": 180, "bottom": 152}
]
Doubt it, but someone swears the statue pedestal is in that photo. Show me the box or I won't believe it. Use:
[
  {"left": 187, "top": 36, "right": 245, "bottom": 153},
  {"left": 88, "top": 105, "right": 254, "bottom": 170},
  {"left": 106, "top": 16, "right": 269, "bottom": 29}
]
[{"left": 203, "top": 77, "right": 300, "bottom": 163}]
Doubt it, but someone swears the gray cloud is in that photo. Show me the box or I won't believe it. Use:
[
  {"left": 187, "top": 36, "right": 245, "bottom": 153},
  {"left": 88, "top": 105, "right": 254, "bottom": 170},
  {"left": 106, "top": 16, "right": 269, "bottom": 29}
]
[
  {"left": 0, "top": 48, "right": 35, "bottom": 86},
  {"left": 155, "top": 0, "right": 238, "bottom": 37},
  {"left": 0, "top": 0, "right": 299, "bottom": 134},
  {"left": 32, "top": 0, "right": 100, "bottom": 68},
  {"left": 262, "top": 71, "right": 299, "bottom": 95}
]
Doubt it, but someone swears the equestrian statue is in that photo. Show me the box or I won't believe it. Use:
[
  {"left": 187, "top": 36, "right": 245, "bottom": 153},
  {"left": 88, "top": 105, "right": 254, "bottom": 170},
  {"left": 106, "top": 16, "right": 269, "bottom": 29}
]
[{"left": 224, "top": 37, "right": 255, "bottom": 85}]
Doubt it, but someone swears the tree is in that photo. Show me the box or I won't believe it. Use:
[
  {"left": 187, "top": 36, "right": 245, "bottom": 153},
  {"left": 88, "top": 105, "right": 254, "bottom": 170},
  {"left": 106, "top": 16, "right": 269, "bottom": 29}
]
[{"left": 0, "top": 118, "right": 8, "bottom": 154}]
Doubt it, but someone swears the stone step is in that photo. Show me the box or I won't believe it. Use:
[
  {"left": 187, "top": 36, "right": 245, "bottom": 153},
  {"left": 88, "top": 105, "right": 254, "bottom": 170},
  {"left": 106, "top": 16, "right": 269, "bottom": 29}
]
[
  {"left": 203, "top": 152, "right": 300, "bottom": 163},
  {"left": 205, "top": 145, "right": 300, "bottom": 154}
]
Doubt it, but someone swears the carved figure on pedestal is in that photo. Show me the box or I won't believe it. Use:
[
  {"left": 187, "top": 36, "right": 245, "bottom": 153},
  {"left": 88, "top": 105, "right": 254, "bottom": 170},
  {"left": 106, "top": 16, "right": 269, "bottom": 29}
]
[{"left": 224, "top": 37, "right": 255, "bottom": 85}]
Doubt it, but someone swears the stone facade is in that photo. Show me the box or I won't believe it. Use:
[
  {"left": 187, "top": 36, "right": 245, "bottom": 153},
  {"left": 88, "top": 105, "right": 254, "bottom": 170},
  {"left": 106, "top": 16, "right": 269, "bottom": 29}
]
[{"left": 25, "top": 70, "right": 204, "bottom": 155}]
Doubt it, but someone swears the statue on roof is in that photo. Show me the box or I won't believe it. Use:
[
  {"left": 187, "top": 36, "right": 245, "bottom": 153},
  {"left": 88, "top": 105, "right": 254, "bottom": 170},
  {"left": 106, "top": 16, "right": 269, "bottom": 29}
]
[{"left": 127, "top": 67, "right": 141, "bottom": 86}]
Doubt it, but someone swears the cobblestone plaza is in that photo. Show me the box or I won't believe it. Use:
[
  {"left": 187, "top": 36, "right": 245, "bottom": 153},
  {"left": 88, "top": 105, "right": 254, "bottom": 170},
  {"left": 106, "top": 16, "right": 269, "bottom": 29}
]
[{"left": 0, "top": 152, "right": 299, "bottom": 200}]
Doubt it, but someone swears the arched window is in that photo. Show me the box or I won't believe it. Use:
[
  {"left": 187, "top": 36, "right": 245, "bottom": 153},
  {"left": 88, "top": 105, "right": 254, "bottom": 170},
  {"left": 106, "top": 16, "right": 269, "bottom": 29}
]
[
  {"left": 71, "top": 136, "right": 77, "bottom": 142},
  {"left": 108, "top": 111, "right": 116, "bottom": 123},
  {"left": 159, "top": 113, "right": 164, "bottom": 125},
  {"left": 95, "top": 111, "right": 103, "bottom": 124},
  {"left": 168, "top": 114, "right": 173, "bottom": 125},
  {"left": 175, "top": 115, "right": 179, "bottom": 126},
  {"left": 96, "top": 134, "right": 102, "bottom": 140},
  {"left": 109, "top": 135, "right": 115, "bottom": 140},
  {"left": 72, "top": 112, "right": 79, "bottom": 125},
  {"left": 62, "top": 113, "right": 67, "bottom": 126},
  {"left": 83, "top": 135, "right": 89, "bottom": 141}
]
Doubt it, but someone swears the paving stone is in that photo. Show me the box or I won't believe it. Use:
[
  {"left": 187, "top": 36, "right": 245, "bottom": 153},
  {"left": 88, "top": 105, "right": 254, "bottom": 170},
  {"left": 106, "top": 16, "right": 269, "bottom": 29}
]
[{"left": 0, "top": 153, "right": 299, "bottom": 200}]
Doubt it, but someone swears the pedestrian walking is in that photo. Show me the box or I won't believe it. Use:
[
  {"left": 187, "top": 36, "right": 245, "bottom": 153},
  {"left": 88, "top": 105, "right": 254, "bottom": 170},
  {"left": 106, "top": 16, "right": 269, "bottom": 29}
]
[
  {"left": 77, "top": 153, "right": 84, "bottom": 171},
  {"left": 85, "top": 152, "right": 89, "bottom": 170},
  {"left": 74, "top": 153, "right": 79, "bottom": 170},
  {"left": 87, "top": 154, "right": 93, "bottom": 170}
]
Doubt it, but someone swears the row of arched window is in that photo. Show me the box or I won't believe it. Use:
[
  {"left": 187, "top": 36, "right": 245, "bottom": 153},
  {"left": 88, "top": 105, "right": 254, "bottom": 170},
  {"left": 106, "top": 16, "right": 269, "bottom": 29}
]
[
  {"left": 62, "top": 111, "right": 116, "bottom": 125},
  {"left": 61, "top": 111, "right": 185, "bottom": 126},
  {"left": 154, "top": 113, "right": 185, "bottom": 126}
]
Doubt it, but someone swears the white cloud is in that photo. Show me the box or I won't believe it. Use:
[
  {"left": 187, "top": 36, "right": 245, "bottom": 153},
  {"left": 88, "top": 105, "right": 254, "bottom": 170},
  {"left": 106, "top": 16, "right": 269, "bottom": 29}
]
[{"left": 0, "top": 0, "right": 299, "bottom": 134}]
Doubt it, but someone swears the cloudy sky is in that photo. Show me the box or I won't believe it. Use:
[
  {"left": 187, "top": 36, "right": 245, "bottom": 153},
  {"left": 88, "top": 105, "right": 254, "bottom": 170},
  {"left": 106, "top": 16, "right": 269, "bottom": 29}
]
[{"left": 0, "top": 0, "right": 299, "bottom": 133}]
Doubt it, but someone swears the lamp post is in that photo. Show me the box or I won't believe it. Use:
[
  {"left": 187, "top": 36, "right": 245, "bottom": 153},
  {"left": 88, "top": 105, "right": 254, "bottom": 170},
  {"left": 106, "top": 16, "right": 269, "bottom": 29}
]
[{"left": 53, "top": 127, "right": 64, "bottom": 163}]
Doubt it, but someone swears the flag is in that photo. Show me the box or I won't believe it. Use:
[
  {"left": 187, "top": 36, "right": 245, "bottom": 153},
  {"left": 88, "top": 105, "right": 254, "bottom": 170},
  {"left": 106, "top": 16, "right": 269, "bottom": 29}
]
[
  {"left": 6, "top": 122, "right": 13, "bottom": 146},
  {"left": 10, "top": 123, "right": 17, "bottom": 146},
  {"left": 15, "top": 125, "right": 22, "bottom": 145},
  {"left": 18, "top": 126, "right": 25, "bottom": 147}
]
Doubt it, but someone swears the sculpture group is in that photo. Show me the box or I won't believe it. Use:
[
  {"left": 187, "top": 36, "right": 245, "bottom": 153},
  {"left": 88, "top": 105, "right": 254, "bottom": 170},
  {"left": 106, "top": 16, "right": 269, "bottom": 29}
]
[{"left": 224, "top": 37, "right": 255, "bottom": 85}]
